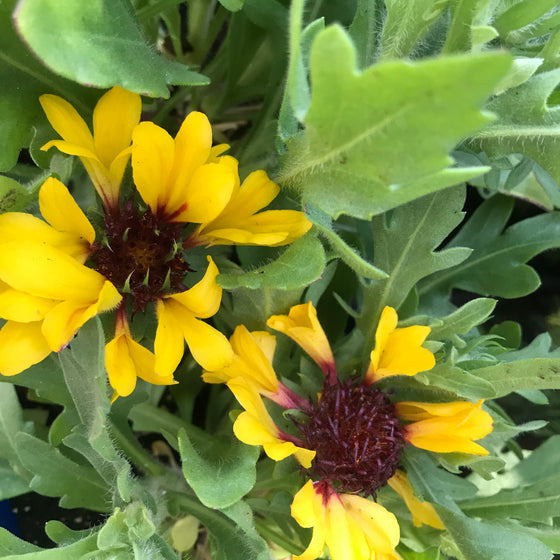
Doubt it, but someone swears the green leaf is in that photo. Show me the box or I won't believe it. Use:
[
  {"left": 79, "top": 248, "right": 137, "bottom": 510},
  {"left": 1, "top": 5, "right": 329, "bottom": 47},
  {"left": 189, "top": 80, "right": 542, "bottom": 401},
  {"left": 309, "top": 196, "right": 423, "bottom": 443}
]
[
  {"left": 471, "top": 358, "right": 560, "bottom": 398},
  {"left": 218, "top": 234, "right": 326, "bottom": 290},
  {"left": 470, "top": 69, "right": 560, "bottom": 186},
  {"left": 178, "top": 428, "right": 259, "bottom": 509},
  {"left": 437, "top": 509, "right": 554, "bottom": 560},
  {"left": 415, "top": 364, "right": 496, "bottom": 400},
  {"left": 14, "top": 432, "right": 111, "bottom": 512},
  {"left": 306, "top": 204, "right": 388, "bottom": 279},
  {"left": 512, "top": 435, "right": 560, "bottom": 484},
  {"left": 460, "top": 473, "right": 560, "bottom": 523},
  {"left": 493, "top": 0, "right": 560, "bottom": 36},
  {"left": 218, "top": 0, "right": 244, "bottom": 11},
  {"left": 348, "top": 0, "right": 384, "bottom": 69},
  {"left": 0, "top": 529, "right": 41, "bottom": 555},
  {"left": 419, "top": 195, "right": 560, "bottom": 299},
  {"left": 0, "top": 384, "right": 32, "bottom": 480},
  {"left": 14, "top": 0, "right": 209, "bottom": 98},
  {"left": 278, "top": 25, "right": 511, "bottom": 219},
  {"left": 428, "top": 297, "right": 497, "bottom": 341},
  {"left": 170, "top": 493, "right": 270, "bottom": 560},
  {"left": 0, "top": 176, "right": 31, "bottom": 212},
  {"left": 380, "top": 0, "right": 450, "bottom": 59},
  {"left": 358, "top": 187, "right": 472, "bottom": 347},
  {"left": 0, "top": 459, "right": 29, "bottom": 499}
]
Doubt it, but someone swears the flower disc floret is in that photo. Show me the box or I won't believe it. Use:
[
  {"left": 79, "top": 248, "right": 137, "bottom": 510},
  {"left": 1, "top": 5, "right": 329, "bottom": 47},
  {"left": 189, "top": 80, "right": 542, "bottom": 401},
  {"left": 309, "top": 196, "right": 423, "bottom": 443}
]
[{"left": 299, "top": 378, "right": 406, "bottom": 497}]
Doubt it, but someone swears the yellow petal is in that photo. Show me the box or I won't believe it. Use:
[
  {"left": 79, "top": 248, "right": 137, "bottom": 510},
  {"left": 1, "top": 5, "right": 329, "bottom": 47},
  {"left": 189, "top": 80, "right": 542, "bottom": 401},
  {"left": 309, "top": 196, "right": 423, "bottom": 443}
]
[
  {"left": 40, "top": 139, "right": 99, "bottom": 160},
  {"left": 368, "top": 306, "right": 398, "bottom": 375},
  {"left": 0, "top": 241, "right": 108, "bottom": 302},
  {"left": 93, "top": 86, "right": 141, "bottom": 168},
  {"left": 267, "top": 302, "right": 335, "bottom": 375},
  {"left": 0, "top": 321, "right": 52, "bottom": 376},
  {"left": 208, "top": 170, "right": 279, "bottom": 223},
  {"left": 105, "top": 333, "right": 138, "bottom": 397},
  {"left": 388, "top": 471, "right": 444, "bottom": 530},
  {"left": 325, "top": 495, "right": 356, "bottom": 560},
  {"left": 0, "top": 212, "right": 89, "bottom": 262},
  {"left": 378, "top": 325, "right": 435, "bottom": 375},
  {"left": 167, "top": 257, "right": 221, "bottom": 318},
  {"left": 39, "top": 177, "right": 95, "bottom": 245},
  {"left": 366, "top": 307, "right": 434, "bottom": 384},
  {"left": 155, "top": 299, "right": 186, "bottom": 378},
  {"left": 0, "top": 281, "right": 56, "bottom": 322},
  {"left": 132, "top": 122, "right": 175, "bottom": 214},
  {"left": 397, "top": 400, "right": 493, "bottom": 455},
  {"left": 39, "top": 94, "right": 95, "bottom": 150},
  {"left": 166, "top": 111, "right": 212, "bottom": 212},
  {"left": 341, "top": 494, "right": 400, "bottom": 554},
  {"left": 42, "top": 300, "right": 98, "bottom": 352},
  {"left": 174, "top": 304, "right": 233, "bottom": 371},
  {"left": 172, "top": 162, "right": 234, "bottom": 224},
  {"left": 197, "top": 227, "right": 289, "bottom": 246}
]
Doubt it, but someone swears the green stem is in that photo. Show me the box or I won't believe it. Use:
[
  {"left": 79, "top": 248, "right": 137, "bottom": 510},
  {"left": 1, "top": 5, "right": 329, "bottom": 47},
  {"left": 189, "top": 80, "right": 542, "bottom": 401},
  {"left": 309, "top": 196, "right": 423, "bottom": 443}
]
[
  {"left": 110, "top": 421, "right": 169, "bottom": 478},
  {"left": 254, "top": 518, "right": 305, "bottom": 555}
]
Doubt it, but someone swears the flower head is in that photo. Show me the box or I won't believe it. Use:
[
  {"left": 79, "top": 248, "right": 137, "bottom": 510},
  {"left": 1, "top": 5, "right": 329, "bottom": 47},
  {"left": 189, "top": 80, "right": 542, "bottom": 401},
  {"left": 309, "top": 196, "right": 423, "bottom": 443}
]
[
  {"left": 41, "top": 87, "right": 141, "bottom": 210},
  {"left": 32, "top": 87, "right": 314, "bottom": 398},
  {"left": 206, "top": 302, "right": 493, "bottom": 560}
]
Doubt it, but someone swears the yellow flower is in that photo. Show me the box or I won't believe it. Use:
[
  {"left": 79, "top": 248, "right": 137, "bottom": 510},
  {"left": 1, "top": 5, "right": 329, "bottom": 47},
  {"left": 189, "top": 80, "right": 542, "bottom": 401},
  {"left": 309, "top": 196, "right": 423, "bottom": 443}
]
[
  {"left": 40, "top": 87, "right": 141, "bottom": 210},
  {"left": 227, "top": 378, "right": 315, "bottom": 468},
  {"left": 192, "top": 156, "right": 312, "bottom": 247},
  {"left": 202, "top": 324, "right": 309, "bottom": 409},
  {"left": 267, "top": 302, "right": 336, "bottom": 381},
  {"left": 0, "top": 179, "right": 121, "bottom": 375},
  {"left": 396, "top": 399, "right": 493, "bottom": 455},
  {"left": 105, "top": 306, "right": 177, "bottom": 401},
  {"left": 291, "top": 480, "right": 400, "bottom": 560},
  {"left": 365, "top": 306, "right": 435, "bottom": 385},
  {"left": 154, "top": 257, "right": 233, "bottom": 377},
  {"left": 387, "top": 470, "right": 444, "bottom": 530}
]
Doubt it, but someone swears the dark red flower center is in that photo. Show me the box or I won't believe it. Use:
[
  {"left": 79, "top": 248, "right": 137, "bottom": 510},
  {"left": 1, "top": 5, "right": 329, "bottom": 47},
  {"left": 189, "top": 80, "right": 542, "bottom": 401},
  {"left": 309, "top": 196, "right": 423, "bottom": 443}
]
[
  {"left": 298, "top": 378, "right": 405, "bottom": 498},
  {"left": 90, "top": 200, "right": 190, "bottom": 312}
]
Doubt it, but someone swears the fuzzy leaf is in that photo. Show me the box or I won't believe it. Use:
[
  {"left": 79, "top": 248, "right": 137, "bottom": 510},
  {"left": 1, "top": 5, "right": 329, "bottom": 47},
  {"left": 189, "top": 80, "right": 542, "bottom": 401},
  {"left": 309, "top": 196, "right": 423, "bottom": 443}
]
[
  {"left": 358, "top": 187, "right": 472, "bottom": 334},
  {"left": 472, "top": 358, "right": 560, "bottom": 398},
  {"left": 0, "top": 176, "right": 31, "bottom": 212},
  {"left": 470, "top": 69, "right": 560, "bottom": 185},
  {"left": 14, "top": 0, "right": 208, "bottom": 98},
  {"left": 419, "top": 195, "right": 560, "bottom": 299},
  {"left": 14, "top": 432, "right": 110, "bottom": 512},
  {"left": 460, "top": 474, "right": 560, "bottom": 523},
  {"left": 178, "top": 428, "right": 259, "bottom": 509},
  {"left": 218, "top": 234, "right": 325, "bottom": 290},
  {"left": 278, "top": 25, "right": 511, "bottom": 219},
  {"left": 438, "top": 509, "right": 554, "bottom": 560}
]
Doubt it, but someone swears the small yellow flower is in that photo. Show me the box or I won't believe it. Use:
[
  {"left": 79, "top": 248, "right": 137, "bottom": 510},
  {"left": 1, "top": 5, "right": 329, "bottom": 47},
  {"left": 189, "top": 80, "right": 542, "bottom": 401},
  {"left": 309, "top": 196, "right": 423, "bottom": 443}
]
[
  {"left": 105, "top": 307, "right": 177, "bottom": 400},
  {"left": 396, "top": 399, "right": 493, "bottom": 455},
  {"left": 40, "top": 87, "right": 141, "bottom": 210},
  {"left": 291, "top": 480, "right": 400, "bottom": 560},
  {"left": 227, "top": 378, "right": 315, "bottom": 468},
  {"left": 365, "top": 306, "right": 435, "bottom": 385},
  {"left": 267, "top": 302, "right": 336, "bottom": 381},
  {"left": 387, "top": 470, "right": 444, "bottom": 529},
  {"left": 0, "top": 179, "right": 121, "bottom": 375},
  {"left": 192, "top": 156, "right": 312, "bottom": 247}
]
